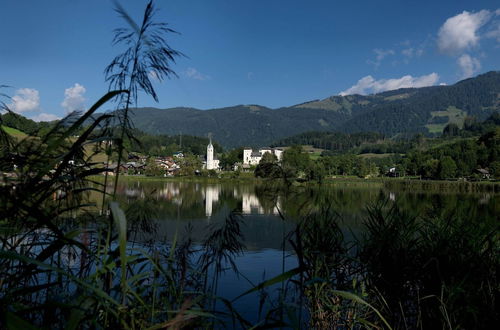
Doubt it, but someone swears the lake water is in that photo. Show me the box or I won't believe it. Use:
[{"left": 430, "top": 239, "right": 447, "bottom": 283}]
[{"left": 110, "top": 179, "right": 499, "bottom": 324}]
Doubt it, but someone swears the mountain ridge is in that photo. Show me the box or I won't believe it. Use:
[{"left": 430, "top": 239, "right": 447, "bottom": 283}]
[{"left": 126, "top": 71, "right": 499, "bottom": 148}]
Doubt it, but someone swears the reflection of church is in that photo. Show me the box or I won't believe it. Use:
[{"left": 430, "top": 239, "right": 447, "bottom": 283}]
[{"left": 204, "top": 185, "right": 220, "bottom": 216}]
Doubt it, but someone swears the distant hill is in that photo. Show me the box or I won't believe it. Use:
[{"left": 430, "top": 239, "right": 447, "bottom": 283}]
[
  {"left": 129, "top": 104, "right": 350, "bottom": 148},
  {"left": 0, "top": 112, "right": 56, "bottom": 136},
  {"left": 4, "top": 72, "right": 499, "bottom": 149},
  {"left": 127, "top": 71, "right": 500, "bottom": 148}
]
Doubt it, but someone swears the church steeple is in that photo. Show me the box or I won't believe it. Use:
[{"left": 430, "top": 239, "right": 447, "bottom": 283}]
[{"left": 206, "top": 133, "right": 215, "bottom": 170}]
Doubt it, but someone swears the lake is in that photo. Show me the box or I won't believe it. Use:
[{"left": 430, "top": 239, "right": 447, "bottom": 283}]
[{"left": 109, "top": 178, "right": 499, "bottom": 325}]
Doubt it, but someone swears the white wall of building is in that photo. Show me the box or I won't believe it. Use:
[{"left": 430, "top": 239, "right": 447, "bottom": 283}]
[{"left": 243, "top": 147, "right": 284, "bottom": 165}]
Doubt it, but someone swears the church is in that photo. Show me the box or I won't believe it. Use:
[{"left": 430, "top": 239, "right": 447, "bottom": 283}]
[{"left": 205, "top": 138, "right": 220, "bottom": 170}]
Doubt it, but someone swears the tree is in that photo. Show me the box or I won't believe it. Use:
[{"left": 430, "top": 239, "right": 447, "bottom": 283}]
[
  {"left": 306, "top": 161, "right": 326, "bottom": 183},
  {"left": 220, "top": 147, "right": 243, "bottom": 170},
  {"left": 443, "top": 123, "right": 460, "bottom": 137},
  {"left": 489, "top": 161, "right": 500, "bottom": 179},
  {"left": 178, "top": 154, "right": 202, "bottom": 176},
  {"left": 145, "top": 157, "right": 163, "bottom": 176},
  {"left": 260, "top": 152, "right": 278, "bottom": 164},
  {"left": 254, "top": 162, "right": 281, "bottom": 178},
  {"left": 337, "top": 154, "right": 356, "bottom": 176},
  {"left": 281, "top": 145, "right": 311, "bottom": 178},
  {"left": 438, "top": 156, "right": 457, "bottom": 179},
  {"left": 356, "top": 158, "right": 369, "bottom": 178},
  {"left": 423, "top": 159, "right": 439, "bottom": 179},
  {"left": 254, "top": 152, "right": 281, "bottom": 178}
]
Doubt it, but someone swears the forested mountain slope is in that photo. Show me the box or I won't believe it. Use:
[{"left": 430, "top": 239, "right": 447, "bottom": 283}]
[{"left": 129, "top": 71, "right": 499, "bottom": 148}]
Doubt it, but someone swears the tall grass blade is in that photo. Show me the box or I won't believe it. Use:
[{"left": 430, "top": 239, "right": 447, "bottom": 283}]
[
  {"left": 232, "top": 267, "right": 302, "bottom": 302},
  {"left": 109, "top": 201, "right": 128, "bottom": 305}
]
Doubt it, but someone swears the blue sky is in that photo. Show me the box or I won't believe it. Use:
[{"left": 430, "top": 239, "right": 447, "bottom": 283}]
[{"left": 1, "top": 0, "right": 499, "bottom": 121}]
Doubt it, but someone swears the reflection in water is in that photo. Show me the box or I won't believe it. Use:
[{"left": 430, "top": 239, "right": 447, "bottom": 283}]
[
  {"left": 241, "top": 192, "right": 281, "bottom": 215},
  {"left": 204, "top": 185, "right": 220, "bottom": 216},
  {"left": 88, "top": 180, "right": 500, "bottom": 325},
  {"left": 107, "top": 180, "right": 500, "bottom": 251},
  {"left": 117, "top": 181, "right": 283, "bottom": 217}
]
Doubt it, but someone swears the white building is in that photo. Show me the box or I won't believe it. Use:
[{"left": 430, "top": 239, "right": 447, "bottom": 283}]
[
  {"left": 243, "top": 147, "right": 284, "bottom": 165},
  {"left": 206, "top": 139, "right": 220, "bottom": 170}
]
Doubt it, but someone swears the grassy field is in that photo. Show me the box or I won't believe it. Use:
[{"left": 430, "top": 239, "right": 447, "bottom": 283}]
[
  {"left": 425, "top": 106, "right": 467, "bottom": 133},
  {"left": 1, "top": 126, "right": 108, "bottom": 163},
  {"left": 358, "top": 153, "right": 397, "bottom": 159},
  {"left": 1, "top": 125, "right": 28, "bottom": 138},
  {"left": 83, "top": 144, "right": 109, "bottom": 163},
  {"left": 301, "top": 145, "right": 324, "bottom": 160}
]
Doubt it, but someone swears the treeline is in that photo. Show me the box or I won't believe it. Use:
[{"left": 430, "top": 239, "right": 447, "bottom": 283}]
[
  {"left": 257, "top": 113, "right": 500, "bottom": 181},
  {"left": 397, "top": 112, "right": 500, "bottom": 179},
  {"left": 273, "top": 131, "right": 384, "bottom": 153},
  {"left": 443, "top": 111, "right": 500, "bottom": 137},
  {"left": 0, "top": 111, "right": 225, "bottom": 158},
  {"left": 401, "top": 130, "right": 499, "bottom": 179},
  {"left": 126, "top": 129, "right": 223, "bottom": 157},
  {"left": 255, "top": 145, "right": 387, "bottom": 181},
  {"left": 273, "top": 130, "right": 414, "bottom": 155}
]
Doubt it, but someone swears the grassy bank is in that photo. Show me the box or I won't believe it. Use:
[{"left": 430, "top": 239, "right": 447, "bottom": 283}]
[
  {"left": 92, "top": 171, "right": 260, "bottom": 184},
  {"left": 382, "top": 177, "right": 500, "bottom": 193},
  {"left": 93, "top": 173, "right": 500, "bottom": 193}
]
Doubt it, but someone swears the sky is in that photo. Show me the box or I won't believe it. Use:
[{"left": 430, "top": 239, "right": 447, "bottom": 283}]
[{"left": 1, "top": 0, "right": 499, "bottom": 121}]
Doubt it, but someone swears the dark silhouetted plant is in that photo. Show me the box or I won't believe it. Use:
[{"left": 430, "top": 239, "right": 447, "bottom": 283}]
[{"left": 105, "top": 0, "right": 183, "bottom": 196}]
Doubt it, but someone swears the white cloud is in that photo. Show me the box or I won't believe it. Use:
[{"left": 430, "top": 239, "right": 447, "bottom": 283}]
[
  {"left": 8, "top": 88, "right": 40, "bottom": 113},
  {"left": 367, "top": 48, "right": 395, "bottom": 68},
  {"left": 457, "top": 54, "right": 481, "bottom": 79},
  {"left": 486, "top": 21, "right": 500, "bottom": 42},
  {"left": 402, "top": 48, "right": 414, "bottom": 57},
  {"left": 339, "top": 73, "right": 439, "bottom": 96},
  {"left": 185, "top": 67, "right": 210, "bottom": 80},
  {"left": 437, "top": 10, "right": 492, "bottom": 54},
  {"left": 402, "top": 47, "right": 423, "bottom": 59},
  {"left": 61, "top": 83, "right": 86, "bottom": 113},
  {"left": 31, "top": 113, "right": 61, "bottom": 122}
]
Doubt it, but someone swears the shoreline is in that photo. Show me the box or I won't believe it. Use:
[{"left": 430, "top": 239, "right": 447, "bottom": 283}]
[{"left": 92, "top": 174, "right": 500, "bottom": 193}]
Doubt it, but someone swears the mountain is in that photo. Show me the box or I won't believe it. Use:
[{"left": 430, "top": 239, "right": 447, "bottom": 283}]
[{"left": 129, "top": 71, "right": 500, "bottom": 148}]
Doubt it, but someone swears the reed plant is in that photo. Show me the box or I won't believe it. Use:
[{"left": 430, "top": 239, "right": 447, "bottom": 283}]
[{"left": 359, "top": 199, "right": 499, "bottom": 329}]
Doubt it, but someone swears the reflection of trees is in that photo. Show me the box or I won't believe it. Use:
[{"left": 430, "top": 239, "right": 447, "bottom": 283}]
[
  {"left": 100, "top": 181, "right": 500, "bottom": 232},
  {"left": 253, "top": 181, "right": 287, "bottom": 215}
]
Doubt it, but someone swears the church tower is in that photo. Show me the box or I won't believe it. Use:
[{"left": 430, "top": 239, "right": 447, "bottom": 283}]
[{"left": 206, "top": 136, "right": 215, "bottom": 170}]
